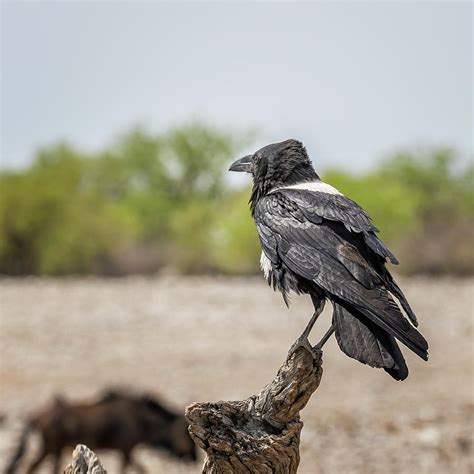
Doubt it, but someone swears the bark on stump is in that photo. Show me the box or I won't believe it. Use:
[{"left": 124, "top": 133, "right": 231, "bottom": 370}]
[
  {"left": 63, "top": 444, "right": 107, "bottom": 474},
  {"left": 185, "top": 339, "right": 323, "bottom": 473}
]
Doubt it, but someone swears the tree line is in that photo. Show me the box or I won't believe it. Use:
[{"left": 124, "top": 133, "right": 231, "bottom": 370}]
[{"left": 1, "top": 123, "right": 472, "bottom": 276}]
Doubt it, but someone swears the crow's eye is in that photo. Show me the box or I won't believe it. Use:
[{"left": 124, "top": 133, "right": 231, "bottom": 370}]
[
  {"left": 255, "top": 156, "right": 268, "bottom": 177},
  {"left": 250, "top": 154, "right": 260, "bottom": 171}
]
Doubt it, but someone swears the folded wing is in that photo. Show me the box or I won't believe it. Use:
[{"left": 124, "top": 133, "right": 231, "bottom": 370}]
[{"left": 254, "top": 191, "right": 428, "bottom": 361}]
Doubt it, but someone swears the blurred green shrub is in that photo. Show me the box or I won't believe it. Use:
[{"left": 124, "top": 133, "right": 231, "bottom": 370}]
[
  {"left": 0, "top": 124, "right": 248, "bottom": 275},
  {"left": 0, "top": 145, "right": 135, "bottom": 274},
  {"left": 0, "top": 126, "right": 472, "bottom": 276},
  {"left": 212, "top": 188, "right": 261, "bottom": 274}
]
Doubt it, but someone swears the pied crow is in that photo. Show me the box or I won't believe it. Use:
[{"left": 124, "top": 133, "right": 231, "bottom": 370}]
[{"left": 229, "top": 139, "right": 428, "bottom": 380}]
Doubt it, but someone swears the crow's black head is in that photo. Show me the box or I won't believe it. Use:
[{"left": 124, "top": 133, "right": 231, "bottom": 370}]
[{"left": 229, "top": 139, "right": 319, "bottom": 206}]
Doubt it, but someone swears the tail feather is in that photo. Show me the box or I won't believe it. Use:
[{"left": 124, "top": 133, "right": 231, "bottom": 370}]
[
  {"left": 388, "top": 278, "right": 418, "bottom": 326},
  {"left": 382, "top": 335, "right": 409, "bottom": 381},
  {"left": 333, "top": 302, "right": 409, "bottom": 381},
  {"left": 350, "top": 286, "right": 429, "bottom": 361}
]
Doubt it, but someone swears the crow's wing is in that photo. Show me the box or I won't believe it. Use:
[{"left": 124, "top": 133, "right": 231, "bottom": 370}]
[
  {"left": 254, "top": 192, "right": 428, "bottom": 360},
  {"left": 269, "top": 188, "right": 418, "bottom": 326},
  {"left": 271, "top": 188, "right": 399, "bottom": 265}
]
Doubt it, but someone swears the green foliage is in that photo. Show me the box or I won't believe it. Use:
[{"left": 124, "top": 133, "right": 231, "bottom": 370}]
[
  {"left": 212, "top": 188, "right": 261, "bottom": 274},
  {"left": 0, "top": 144, "right": 134, "bottom": 274},
  {"left": 0, "top": 123, "right": 249, "bottom": 275},
  {"left": 0, "top": 126, "right": 472, "bottom": 276}
]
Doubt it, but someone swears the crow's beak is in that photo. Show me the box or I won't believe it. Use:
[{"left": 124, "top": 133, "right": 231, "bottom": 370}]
[{"left": 229, "top": 155, "right": 252, "bottom": 173}]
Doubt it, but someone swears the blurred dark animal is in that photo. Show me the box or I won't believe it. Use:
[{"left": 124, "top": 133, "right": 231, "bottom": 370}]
[
  {"left": 5, "top": 390, "right": 197, "bottom": 474},
  {"left": 230, "top": 139, "right": 428, "bottom": 380}
]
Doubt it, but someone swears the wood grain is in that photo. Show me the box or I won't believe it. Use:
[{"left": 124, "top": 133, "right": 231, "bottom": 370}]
[{"left": 185, "top": 339, "right": 323, "bottom": 473}]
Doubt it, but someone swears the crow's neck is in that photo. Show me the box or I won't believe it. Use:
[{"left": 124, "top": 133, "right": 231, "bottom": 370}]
[{"left": 250, "top": 165, "right": 319, "bottom": 216}]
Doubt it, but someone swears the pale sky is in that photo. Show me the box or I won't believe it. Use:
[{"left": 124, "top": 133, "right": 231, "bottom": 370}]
[{"left": 1, "top": 1, "right": 472, "bottom": 171}]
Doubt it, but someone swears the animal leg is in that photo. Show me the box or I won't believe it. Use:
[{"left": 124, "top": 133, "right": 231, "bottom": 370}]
[
  {"left": 51, "top": 452, "right": 62, "bottom": 474},
  {"left": 121, "top": 452, "right": 146, "bottom": 474},
  {"left": 121, "top": 452, "right": 131, "bottom": 474},
  {"left": 313, "top": 324, "right": 335, "bottom": 349},
  {"left": 129, "top": 456, "right": 146, "bottom": 474},
  {"left": 25, "top": 447, "right": 47, "bottom": 473},
  {"left": 300, "top": 297, "right": 325, "bottom": 339}
]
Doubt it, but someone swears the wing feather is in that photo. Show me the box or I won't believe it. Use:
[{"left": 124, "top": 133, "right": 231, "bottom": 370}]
[
  {"left": 271, "top": 189, "right": 399, "bottom": 264},
  {"left": 254, "top": 194, "right": 428, "bottom": 360}
]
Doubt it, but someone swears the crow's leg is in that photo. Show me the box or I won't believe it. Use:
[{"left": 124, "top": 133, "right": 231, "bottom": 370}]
[
  {"left": 301, "top": 312, "right": 319, "bottom": 339},
  {"left": 313, "top": 324, "right": 335, "bottom": 350},
  {"left": 300, "top": 297, "right": 326, "bottom": 339}
]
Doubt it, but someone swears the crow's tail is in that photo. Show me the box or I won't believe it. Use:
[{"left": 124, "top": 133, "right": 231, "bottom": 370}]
[
  {"left": 333, "top": 302, "right": 409, "bottom": 381},
  {"left": 5, "top": 420, "right": 36, "bottom": 474}
]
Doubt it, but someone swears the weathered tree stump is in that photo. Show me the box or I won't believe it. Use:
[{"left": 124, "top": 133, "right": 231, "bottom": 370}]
[
  {"left": 185, "top": 339, "right": 323, "bottom": 473},
  {"left": 63, "top": 444, "right": 107, "bottom": 474}
]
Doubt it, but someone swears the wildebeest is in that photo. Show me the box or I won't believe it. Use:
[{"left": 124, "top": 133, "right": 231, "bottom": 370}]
[{"left": 5, "top": 389, "right": 198, "bottom": 474}]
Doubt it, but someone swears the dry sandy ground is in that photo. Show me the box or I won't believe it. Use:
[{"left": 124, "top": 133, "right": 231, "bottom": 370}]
[{"left": 0, "top": 276, "right": 473, "bottom": 474}]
